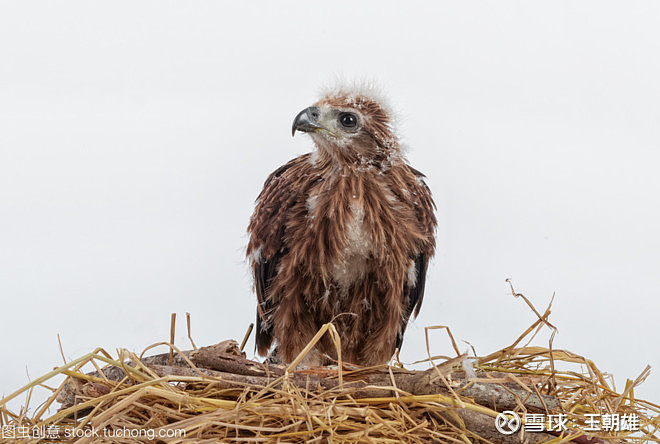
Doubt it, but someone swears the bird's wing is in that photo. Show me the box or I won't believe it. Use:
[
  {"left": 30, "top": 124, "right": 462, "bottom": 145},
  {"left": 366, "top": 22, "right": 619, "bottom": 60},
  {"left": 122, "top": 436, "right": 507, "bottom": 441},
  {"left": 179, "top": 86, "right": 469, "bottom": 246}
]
[
  {"left": 396, "top": 166, "right": 437, "bottom": 351},
  {"left": 247, "top": 154, "right": 310, "bottom": 356}
]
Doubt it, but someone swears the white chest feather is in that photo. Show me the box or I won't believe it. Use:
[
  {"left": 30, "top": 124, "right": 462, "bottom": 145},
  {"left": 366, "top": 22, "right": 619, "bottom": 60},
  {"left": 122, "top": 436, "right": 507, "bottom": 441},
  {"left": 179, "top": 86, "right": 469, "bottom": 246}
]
[{"left": 332, "top": 201, "right": 374, "bottom": 288}]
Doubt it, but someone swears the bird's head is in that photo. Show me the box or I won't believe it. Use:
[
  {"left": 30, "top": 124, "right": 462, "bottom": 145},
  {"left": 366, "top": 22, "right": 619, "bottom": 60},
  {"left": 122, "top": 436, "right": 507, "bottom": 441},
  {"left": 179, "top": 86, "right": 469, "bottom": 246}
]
[{"left": 292, "top": 85, "right": 400, "bottom": 166}]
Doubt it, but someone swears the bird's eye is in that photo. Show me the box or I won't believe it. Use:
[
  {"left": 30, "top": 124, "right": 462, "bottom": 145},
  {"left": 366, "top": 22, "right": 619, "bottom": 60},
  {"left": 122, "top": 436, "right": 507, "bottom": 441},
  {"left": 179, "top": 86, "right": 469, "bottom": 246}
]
[{"left": 338, "top": 112, "right": 358, "bottom": 128}]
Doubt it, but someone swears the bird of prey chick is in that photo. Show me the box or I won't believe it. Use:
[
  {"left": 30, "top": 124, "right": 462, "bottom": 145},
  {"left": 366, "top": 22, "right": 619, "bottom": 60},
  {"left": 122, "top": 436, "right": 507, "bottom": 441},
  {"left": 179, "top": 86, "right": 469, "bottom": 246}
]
[{"left": 247, "top": 84, "right": 436, "bottom": 366}]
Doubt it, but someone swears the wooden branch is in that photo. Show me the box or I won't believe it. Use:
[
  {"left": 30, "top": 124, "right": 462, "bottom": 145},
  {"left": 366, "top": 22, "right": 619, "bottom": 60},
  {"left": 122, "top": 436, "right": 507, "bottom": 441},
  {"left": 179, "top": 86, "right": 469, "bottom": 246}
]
[
  {"left": 59, "top": 341, "right": 559, "bottom": 412},
  {"left": 56, "top": 340, "right": 614, "bottom": 444},
  {"left": 189, "top": 341, "right": 284, "bottom": 377},
  {"left": 446, "top": 408, "right": 558, "bottom": 444}
]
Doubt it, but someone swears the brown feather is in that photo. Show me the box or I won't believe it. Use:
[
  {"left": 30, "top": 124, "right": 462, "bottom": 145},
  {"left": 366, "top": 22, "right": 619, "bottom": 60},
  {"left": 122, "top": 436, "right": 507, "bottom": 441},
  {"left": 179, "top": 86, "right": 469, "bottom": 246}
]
[{"left": 247, "top": 90, "right": 437, "bottom": 365}]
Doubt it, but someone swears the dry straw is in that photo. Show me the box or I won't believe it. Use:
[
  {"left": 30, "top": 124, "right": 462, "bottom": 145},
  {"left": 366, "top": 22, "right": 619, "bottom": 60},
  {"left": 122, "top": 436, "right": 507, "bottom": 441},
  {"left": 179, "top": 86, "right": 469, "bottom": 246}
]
[{"left": 1, "top": 286, "right": 658, "bottom": 443}]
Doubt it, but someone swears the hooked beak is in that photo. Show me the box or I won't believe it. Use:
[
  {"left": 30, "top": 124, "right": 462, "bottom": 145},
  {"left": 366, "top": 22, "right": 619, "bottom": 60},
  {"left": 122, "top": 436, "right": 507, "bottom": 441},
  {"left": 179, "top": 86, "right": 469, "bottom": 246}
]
[{"left": 291, "top": 106, "right": 323, "bottom": 136}]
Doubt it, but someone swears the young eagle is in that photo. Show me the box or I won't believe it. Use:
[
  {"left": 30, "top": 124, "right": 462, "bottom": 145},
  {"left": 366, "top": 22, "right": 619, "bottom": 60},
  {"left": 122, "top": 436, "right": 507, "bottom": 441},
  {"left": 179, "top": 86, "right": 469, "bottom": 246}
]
[{"left": 247, "top": 86, "right": 436, "bottom": 366}]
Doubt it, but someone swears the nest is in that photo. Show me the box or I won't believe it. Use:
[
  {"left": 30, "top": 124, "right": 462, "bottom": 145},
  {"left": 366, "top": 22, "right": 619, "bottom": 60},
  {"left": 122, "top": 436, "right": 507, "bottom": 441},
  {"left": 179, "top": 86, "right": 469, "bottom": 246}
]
[{"left": 1, "top": 286, "right": 659, "bottom": 443}]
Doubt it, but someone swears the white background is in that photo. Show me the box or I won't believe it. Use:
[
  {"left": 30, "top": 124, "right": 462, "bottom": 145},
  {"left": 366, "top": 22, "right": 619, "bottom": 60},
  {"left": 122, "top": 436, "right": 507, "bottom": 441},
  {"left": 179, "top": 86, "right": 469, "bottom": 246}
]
[{"left": 1, "top": 1, "right": 658, "bottom": 414}]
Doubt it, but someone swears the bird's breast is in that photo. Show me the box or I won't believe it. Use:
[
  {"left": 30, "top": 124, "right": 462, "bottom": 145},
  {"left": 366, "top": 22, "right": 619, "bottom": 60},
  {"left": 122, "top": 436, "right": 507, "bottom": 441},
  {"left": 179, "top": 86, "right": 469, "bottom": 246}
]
[{"left": 331, "top": 199, "right": 375, "bottom": 289}]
